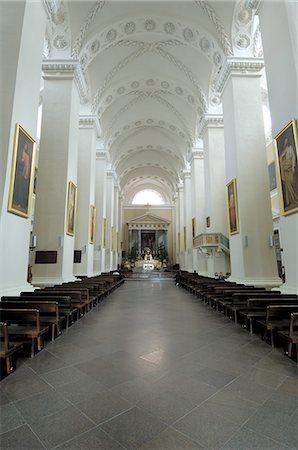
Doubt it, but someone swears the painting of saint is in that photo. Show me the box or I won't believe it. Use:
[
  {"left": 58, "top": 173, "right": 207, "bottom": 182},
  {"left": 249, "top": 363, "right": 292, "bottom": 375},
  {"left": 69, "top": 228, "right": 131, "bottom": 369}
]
[
  {"left": 66, "top": 181, "right": 77, "bottom": 236},
  {"left": 226, "top": 179, "right": 239, "bottom": 235},
  {"left": 274, "top": 119, "right": 298, "bottom": 215},
  {"left": 90, "top": 205, "right": 96, "bottom": 244},
  {"left": 8, "top": 124, "right": 36, "bottom": 218}
]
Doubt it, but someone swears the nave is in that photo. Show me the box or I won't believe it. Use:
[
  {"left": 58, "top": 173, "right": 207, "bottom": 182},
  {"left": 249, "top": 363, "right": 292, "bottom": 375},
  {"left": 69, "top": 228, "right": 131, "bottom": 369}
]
[{"left": 1, "top": 280, "right": 297, "bottom": 450}]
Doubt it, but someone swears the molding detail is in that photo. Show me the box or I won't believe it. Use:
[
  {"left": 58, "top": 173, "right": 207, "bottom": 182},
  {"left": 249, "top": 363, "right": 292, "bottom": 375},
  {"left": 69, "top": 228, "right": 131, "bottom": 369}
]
[
  {"left": 195, "top": 1, "right": 233, "bottom": 56},
  {"left": 191, "top": 149, "right": 204, "bottom": 160},
  {"left": 197, "top": 114, "right": 224, "bottom": 137},
  {"left": 42, "top": 60, "right": 90, "bottom": 103},
  {"left": 79, "top": 115, "right": 101, "bottom": 136},
  {"left": 215, "top": 57, "right": 264, "bottom": 93},
  {"left": 232, "top": 0, "right": 261, "bottom": 54}
]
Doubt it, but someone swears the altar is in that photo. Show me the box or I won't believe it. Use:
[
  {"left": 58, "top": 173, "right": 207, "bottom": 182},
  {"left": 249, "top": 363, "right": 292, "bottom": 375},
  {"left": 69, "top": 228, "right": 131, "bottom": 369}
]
[{"left": 134, "top": 250, "right": 161, "bottom": 270}]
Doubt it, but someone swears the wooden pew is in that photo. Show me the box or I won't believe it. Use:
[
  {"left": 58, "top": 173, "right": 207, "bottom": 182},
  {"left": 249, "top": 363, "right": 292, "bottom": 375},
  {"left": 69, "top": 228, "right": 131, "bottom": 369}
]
[
  {"left": 20, "top": 292, "right": 74, "bottom": 328},
  {"left": 255, "top": 304, "right": 298, "bottom": 346},
  {"left": 0, "top": 308, "right": 49, "bottom": 357},
  {"left": 43, "top": 288, "right": 89, "bottom": 317},
  {"left": 277, "top": 312, "right": 298, "bottom": 362},
  {"left": 0, "top": 322, "right": 23, "bottom": 377},
  {"left": 1, "top": 298, "right": 62, "bottom": 341},
  {"left": 238, "top": 297, "right": 298, "bottom": 334}
]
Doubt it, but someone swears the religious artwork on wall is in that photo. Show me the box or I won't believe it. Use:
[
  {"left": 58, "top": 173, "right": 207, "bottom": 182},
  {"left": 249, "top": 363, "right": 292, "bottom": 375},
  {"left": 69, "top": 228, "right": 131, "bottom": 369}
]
[
  {"left": 178, "top": 231, "right": 181, "bottom": 253},
  {"left": 89, "top": 205, "right": 96, "bottom": 244},
  {"left": 111, "top": 226, "right": 114, "bottom": 251},
  {"left": 184, "top": 226, "right": 187, "bottom": 251},
  {"left": 206, "top": 216, "right": 210, "bottom": 228},
  {"left": 192, "top": 217, "right": 196, "bottom": 244},
  {"left": 116, "top": 231, "right": 119, "bottom": 253},
  {"left": 268, "top": 162, "right": 277, "bottom": 191},
  {"left": 274, "top": 119, "right": 298, "bottom": 216},
  {"left": 7, "top": 123, "right": 36, "bottom": 218},
  {"left": 102, "top": 218, "right": 107, "bottom": 248},
  {"left": 66, "top": 181, "right": 77, "bottom": 236},
  {"left": 226, "top": 178, "right": 240, "bottom": 235}
]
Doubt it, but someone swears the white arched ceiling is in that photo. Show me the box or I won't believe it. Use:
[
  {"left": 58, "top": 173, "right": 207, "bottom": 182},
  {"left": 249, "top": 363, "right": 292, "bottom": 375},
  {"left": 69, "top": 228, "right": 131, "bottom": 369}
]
[{"left": 45, "top": 1, "right": 260, "bottom": 204}]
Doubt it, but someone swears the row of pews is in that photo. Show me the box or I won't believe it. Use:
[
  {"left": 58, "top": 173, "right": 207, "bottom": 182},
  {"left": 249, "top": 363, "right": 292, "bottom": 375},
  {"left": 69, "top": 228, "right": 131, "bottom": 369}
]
[
  {"left": 0, "top": 273, "right": 124, "bottom": 378},
  {"left": 176, "top": 271, "right": 298, "bottom": 364}
]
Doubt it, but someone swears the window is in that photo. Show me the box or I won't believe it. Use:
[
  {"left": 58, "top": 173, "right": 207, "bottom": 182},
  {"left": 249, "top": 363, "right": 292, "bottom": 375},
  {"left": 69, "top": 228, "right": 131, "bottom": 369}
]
[{"left": 132, "top": 189, "right": 164, "bottom": 205}]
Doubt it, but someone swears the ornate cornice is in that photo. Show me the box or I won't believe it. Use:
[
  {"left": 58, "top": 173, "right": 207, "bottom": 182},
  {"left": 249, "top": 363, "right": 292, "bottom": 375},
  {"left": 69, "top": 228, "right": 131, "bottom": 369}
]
[
  {"left": 197, "top": 114, "right": 224, "bottom": 137},
  {"left": 96, "top": 149, "right": 109, "bottom": 160},
  {"left": 191, "top": 149, "right": 204, "bottom": 160},
  {"left": 79, "top": 115, "right": 101, "bottom": 137},
  {"left": 182, "top": 169, "right": 191, "bottom": 180},
  {"left": 42, "top": 60, "right": 89, "bottom": 103},
  {"left": 215, "top": 57, "right": 264, "bottom": 94}
]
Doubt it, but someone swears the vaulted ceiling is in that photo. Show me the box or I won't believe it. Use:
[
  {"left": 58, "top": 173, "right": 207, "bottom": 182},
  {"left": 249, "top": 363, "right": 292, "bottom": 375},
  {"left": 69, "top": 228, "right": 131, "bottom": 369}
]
[{"left": 44, "top": 0, "right": 261, "bottom": 204}]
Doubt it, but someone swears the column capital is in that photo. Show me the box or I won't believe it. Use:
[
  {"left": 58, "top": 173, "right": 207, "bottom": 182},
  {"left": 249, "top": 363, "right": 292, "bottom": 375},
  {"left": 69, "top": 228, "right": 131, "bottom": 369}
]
[
  {"left": 96, "top": 149, "right": 109, "bottom": 161},
  {"left": 215, "top": 56, "right": 264, "bottom": 94},
  {"left": 79, "top": 115, "right": 101, "bottom": 136},
  {"left": 182, "top": 169, "right": 191, "bottom": 181},
  {"left": 42, "top": 59, "right": 89, "bottom": 103},
  {"left": 190, "top": 148, "right": 204, "bottom": 161},
  {"left": 106, "top": 169, "right": 117, "bottom": 181},
  {"left": 197, "top": 114, "right": 224, "bottom": 137}
]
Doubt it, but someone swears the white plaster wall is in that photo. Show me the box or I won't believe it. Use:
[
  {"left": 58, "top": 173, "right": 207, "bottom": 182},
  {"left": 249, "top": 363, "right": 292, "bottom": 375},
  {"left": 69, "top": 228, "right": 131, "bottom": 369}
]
[
  {"left": 178, "top": 187, "right": 185, "bottom": 268},
  {"left": 184, "top": 174, "right": 193, "bottom": 271},
  {"left": 94, "top": 156, "right": 107, "bottom": 273},
  {"left": 0, "top": 1, "right": 46, "bottom": 295},
  {"left": 74, "top": 125, "right": 96, "bottom": 276},
  {"left": 259, "top": 0, "right": 298, "bottom": 293},
  {"left": 32, "top": 77, "right": 79, "bottom": 284}
]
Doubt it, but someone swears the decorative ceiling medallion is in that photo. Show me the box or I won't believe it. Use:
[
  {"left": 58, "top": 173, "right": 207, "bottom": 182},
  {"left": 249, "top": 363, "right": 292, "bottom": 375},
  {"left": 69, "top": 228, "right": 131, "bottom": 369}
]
[
  {"left": 123, "top": 125, "right": 130, "bottom": 130},
  {"left": 79, "top": 53, "right": 88, "bottom": 66},
  {"left": 117, "top": 86, "right": 125, "bottom": 94},
  {"left": 106, "top": 28, "right": 117, "bottom": 42},
  {"left": 131, "top": 81, "right": 140, "bottom": 88},
  {"left": 237, "top": 8, "right": 252, "bottom": 25},
  {"left": 200, "top": 37, "right": 210, "bottom": 52},
  {"left": 235, "top": 33, "right": 251, "bottom": 48},
  {"left": 161, "top": 81, "right": 170, "bottom": 89},
  {"left": 146, "top": 79, "right": 155, "bottom": 86},
  {"left": 164, "top": 22, "right": 175, "bottom": 34},
  {"left": 53, "top": 35, "right": 68, "bottom": 49},
  {"left": 124, "top": 21, "right": 136, "bottom": 34},
  {"left": 106, "top": 95, "right": 113, "bottom": 103},
  {"left": 144, "top": 19, "right": 156, "bottom": 31},
  {"left": 213, "top": 52, "right": 222, "bottom": 66},
  {"left": 175, "top": 87, "right": 183, "bottom": 95},
  {"left": 170, "top": 125, "right": 176, "bottom": 130},
  {"left": 51, "top": 10, "right": 65, "bottom": 25},
  {"left": 183, "top": 28, "right": 194, "bottom": 42},
  {"left": 188, "top": 95, "right": 195, "bottom": 104},
  {"left": 90, "top": 40, "right": 100, "bottom": 53},
  {"left": 146, "top": 119, "right": 154, "bottom": 124},
  {"left": 135, "top": 121, "right": 142, "bottom": 126},
  {"left": 158, "top": 120, "right": 165, "bottom": 126}
]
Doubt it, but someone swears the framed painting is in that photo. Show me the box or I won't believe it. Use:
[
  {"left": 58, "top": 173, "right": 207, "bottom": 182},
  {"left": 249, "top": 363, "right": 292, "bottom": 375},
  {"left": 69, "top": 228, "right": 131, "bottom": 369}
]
[
  {"left": 274, "top": 119, "right": 298, "bottom": 216},
  {"left": 226, "top": 178, "right": 240, "bottom": 235},
  {"left": 111, "top": 226, "right": 114, "bottom": 251},
  {"left": 89, "top": 205, "right": 96, "bottom": 244},
  {"left": 7, "top": 123, "right": 36, "bottom": 218},
  {"left": 268, "top": 161, "right": 277, "bottom": 191},
  {"left": 66, "top": 181, "right": 77, "bottom": 236},
  {"left": 178, "top": 231, "right": 181, "bottom": 253},
  {"left": 206, "top": 216, "right": 210, "bottom": 228},
  {"left": 192, "top": 217, "right": 196, "bottom": 241},
  {"left": 183, "top": 226, "right": 187, "bottom": 251},
  {"left": 102, "top": 218, "right": 107, "bottom": 248}
]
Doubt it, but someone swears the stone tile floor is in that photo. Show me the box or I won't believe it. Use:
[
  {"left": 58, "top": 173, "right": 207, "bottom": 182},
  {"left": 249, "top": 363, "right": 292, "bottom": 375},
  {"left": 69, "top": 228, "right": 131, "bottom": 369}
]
[{"left": 0, "top": 280, "right": 297, "bottom": 449}]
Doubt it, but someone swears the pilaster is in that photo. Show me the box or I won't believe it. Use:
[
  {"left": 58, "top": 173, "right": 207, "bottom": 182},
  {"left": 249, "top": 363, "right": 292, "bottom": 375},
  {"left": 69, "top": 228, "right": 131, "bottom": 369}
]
[{"left": 94, "top": 150, "right": 108, "bottom": 274}]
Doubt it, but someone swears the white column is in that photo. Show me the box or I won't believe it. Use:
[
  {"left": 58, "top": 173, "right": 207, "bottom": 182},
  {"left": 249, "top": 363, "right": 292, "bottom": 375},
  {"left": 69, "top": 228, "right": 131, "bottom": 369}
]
[
  {"left": 105, "top": 170, "right": 115, "bottom": 272},
  {"left": 118, "top": 192, "right": 123, "bottom": 268},
  {"left": 190, "top": 149, "right": 208, "bottom": 275},
  {"left": 259, "top": 2, "right": 298, "bottom": 294},
  {"left": 172, "top": 194, "right": 179, "bottom": 266},
  {"left": 183, "top": 170, "right": 194, "bottom": 272},
  {"left": 94, "top": 150, "right": 107, "bottom": 274},
  {"left": 0, "top": 1, "right": 46, "bottom": 295},
  {"left": 217, "top": 57, "right": 281, "bottom": 288},
  {"left": 32, "top": 60, "right": 81, "bottom": 285},
  {"left": 74, "top": 116, "right": 99, "bottom": 277},
  {"left": 178, "top": 182, "right": 185, "bottom": 269},
  {"left": 201, "top": 115, "right": 230, "bottom": 277},
  {"left": 113, "top": 185, "right": 120, "bottom": 270}
]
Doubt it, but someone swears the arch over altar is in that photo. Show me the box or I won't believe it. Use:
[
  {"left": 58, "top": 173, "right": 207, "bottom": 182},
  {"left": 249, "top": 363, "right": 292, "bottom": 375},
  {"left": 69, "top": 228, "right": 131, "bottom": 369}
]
[{"left": 126, "top": 213, "right": 170, "bottom": 269}]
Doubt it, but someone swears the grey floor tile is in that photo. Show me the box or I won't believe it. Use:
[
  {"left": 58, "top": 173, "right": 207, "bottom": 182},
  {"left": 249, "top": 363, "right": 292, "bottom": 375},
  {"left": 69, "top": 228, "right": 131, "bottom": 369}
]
[
  {"left": 100, "top": 406, "right": 167, "bottom": 449},
  {"left": 0, "top": 388, "right": 11, "bottom": 406},
  {"left": 25, "top": 350, "right": 68, "bottom": 374},
  {"left": 195, "top": 366, "right": 237, "bottom": 388},
  {"left": 40, "top": 365, "right": 93, "bottom": 388},
  {"left": 136, "top": 387, "right": 197, "bottom": 425},
  {"left": 222, "top": 376, "right": 275, "bottom": 404},
  {"left": 1, "top": 366, "right": 50, "bottom": 401},
  {"left": 140, "top": 427, "right": 204, "bottom": 449},
  {"left": 262, "top": 390, "right": 298, "bottom": 414},
  {"left": 30, "top": 405, "right": 94, "bottom": 449},
  {"left": 0, "top": 403, "right": 26, "bottom": 434},
  {"left": 222, "top": 426, "right": 289, "bottom": 450},
  {"left": 109, "top": 377, "right": 153, "bottom": 404},
  {"left": 76, "top": 390, "right": 132, "bottom": 424},
  {"left": 14, "top": 387, "right": 69, "bottom": 425},
  {"left": 173, "top": 404, "right": 240, "bottom": 448},
  {"left": 56, "top": 426, "right": 124, "bottom": 449},
  {"left": 56, "top": 378, "right": 108, "bottom": 404},
  {"left": 0, "top": 424, "right": 44, "bottom": 449}
]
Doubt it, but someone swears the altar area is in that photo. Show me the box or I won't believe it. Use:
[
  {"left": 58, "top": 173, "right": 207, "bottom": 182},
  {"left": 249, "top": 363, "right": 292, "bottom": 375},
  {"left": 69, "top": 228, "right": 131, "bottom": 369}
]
[{"left": 134, "top": 249, "right": 162, "bottom": 270}]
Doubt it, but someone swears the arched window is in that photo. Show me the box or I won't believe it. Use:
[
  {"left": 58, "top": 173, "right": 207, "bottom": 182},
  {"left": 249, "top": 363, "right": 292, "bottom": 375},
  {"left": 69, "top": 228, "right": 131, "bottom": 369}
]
[{"left": 132, "top": 189, "right": 165, "bottom": 205}]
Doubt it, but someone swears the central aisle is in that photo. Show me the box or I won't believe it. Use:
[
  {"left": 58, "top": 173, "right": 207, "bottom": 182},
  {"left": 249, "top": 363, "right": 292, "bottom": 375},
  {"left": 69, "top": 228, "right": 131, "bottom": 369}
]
[{"left": 1, "top": 280, "right": 297, "bottom": 450}]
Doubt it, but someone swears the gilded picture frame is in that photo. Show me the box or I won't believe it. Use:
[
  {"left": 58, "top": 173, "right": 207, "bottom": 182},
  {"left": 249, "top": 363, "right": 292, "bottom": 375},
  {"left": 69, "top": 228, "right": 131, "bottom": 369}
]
[
  {"left": 274, "top": 118, "right": 298, "bottom": 216},
  {"left": 178, "top": 231, "right": 181, "bottom": 253},
  {"left": 89, "top": 205, "right": 96, "bottom": 244},
  {"left": 111, "top": 226, "right": 114, "bottom": 251},
  {"left": 226, "top": 178, "right": 240, "bottom": 235},
  {"left": 102, "top": 218, "right": 107, "bottom": 248},
  {"left": 66, "top": 181, "right": 77, "bottom": 236},
  {"left": 192, "top": 217, "right": 196, "bottom": 244},
  {"left": 7, "top": 123, "right": 36, "bottom": 218}
]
